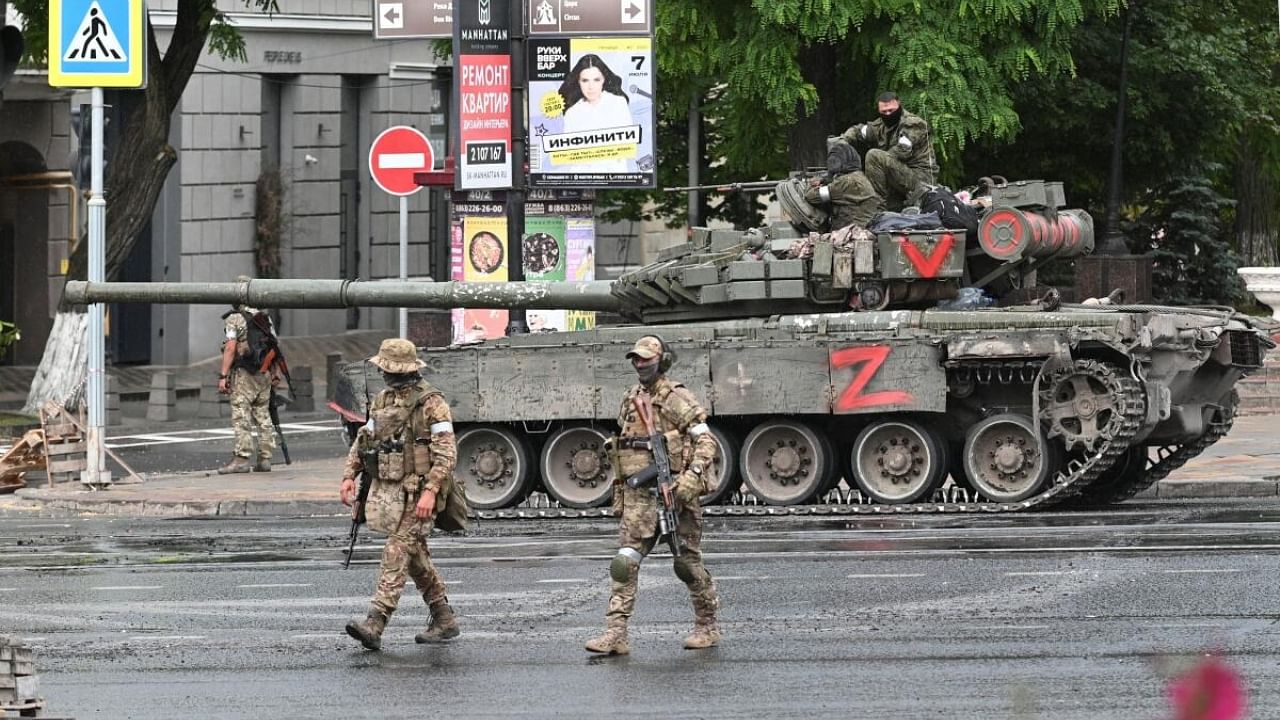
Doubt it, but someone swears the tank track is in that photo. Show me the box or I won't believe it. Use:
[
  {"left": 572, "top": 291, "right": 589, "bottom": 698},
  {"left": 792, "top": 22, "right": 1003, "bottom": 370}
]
[
  {"left": 1086, "top": 390, "right": 1238, "bottom": 504},
  {"left": 467, "top": 360, "right": 1148, "bottom": 520}
]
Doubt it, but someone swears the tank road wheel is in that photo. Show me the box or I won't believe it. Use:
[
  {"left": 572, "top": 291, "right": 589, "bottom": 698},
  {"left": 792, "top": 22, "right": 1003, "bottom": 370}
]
[
  {"left": 540, "top": 425, "right": 615, "bottom": 509},
  {"left": 963, "top": 413, "right": 1055, "bottom": 503},
  {"left": 850, "top": 420, "right": 948, "bottom": 504},
  {"left": 455, "top": 425, "right": 534, "bottom": 510},
  {"left": 699, "top": 424, "right": 741, "bottom": 506},
  {"left": 739, "top": 421, "right": 832, "bottom": 505}
]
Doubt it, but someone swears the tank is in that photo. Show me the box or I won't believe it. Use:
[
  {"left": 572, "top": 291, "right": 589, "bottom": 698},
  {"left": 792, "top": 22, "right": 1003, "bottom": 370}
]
[{"left": 65, "top": 179, "right": 1275, "bottom": 516}]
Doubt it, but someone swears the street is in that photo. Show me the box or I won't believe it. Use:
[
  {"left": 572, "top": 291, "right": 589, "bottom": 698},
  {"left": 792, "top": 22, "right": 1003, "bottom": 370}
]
[{"left": 3, "top": 503, "right": 1279, "bottom": 718}]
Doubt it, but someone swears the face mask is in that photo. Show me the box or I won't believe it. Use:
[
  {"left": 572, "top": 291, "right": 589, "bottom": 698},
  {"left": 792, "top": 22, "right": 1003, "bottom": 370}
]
[
  {"left": 635, "top": 363, "right": 661, "bottom": 385},
  {"left": 383, "top": 372, "right": 420, "bottom": 389},
  {"left": 880, "top": 107, "right": 903, "bottom": 126}
]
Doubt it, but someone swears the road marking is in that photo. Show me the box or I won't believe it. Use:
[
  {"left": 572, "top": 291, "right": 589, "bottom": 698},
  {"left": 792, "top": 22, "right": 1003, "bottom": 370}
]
[
  {"left": 129, "top": 635, "right": 206, "bottom": 641},
  {"left": 106, "top": 421, "right": 338, "bottom": 449},
  {"left": 289, "top": 633, "right": 338, "bottom": 640},
  {"left": 92, "top": 585, "right": 163, "bottom": 591},
  {"left": 846, "top": 573, "right": 927, "bottom": 579},
  {"left": 0, "top": 588, "right": 15, "bottom": 592},
  {"left": 965, "top": 624, "right": 1051, "bottom": 631},
  {"left": 237, "top": 583, "right": 313, "bottom": 589},
  {"left": 1160, "top": 569, "right": 1243, "bottom": 574},
  {"left": 1004, "top": 571, "right": 1076, "bottom": 577},
  {"left": 15, "top": 523, "right": 72, "bottom": 529},
  {"left": 536, "top": 578, "right": 589, "bottom": 584}
]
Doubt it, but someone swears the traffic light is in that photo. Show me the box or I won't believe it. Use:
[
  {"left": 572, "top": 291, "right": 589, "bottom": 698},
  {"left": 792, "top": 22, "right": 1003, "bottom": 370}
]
[
  {"left": 0, "top": 24, "right": 23, "bottom": 102},
  {"left": 70, "top": 101, "right": 117, "bottom": 190}
]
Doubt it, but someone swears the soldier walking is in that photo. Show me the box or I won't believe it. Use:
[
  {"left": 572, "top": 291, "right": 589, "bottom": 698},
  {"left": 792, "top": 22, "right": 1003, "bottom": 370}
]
[
  {"left": 216, "top": 277, "right": 277, "bottom": 474},
  {"left": 585, "top": 336, "right": 721, "bottom": 655},
  {"left": 843, "top": 91, "right": 938, "bottom": 211},
  {"left": 341, "top": 338, "right": 460, "bottom": 651}
]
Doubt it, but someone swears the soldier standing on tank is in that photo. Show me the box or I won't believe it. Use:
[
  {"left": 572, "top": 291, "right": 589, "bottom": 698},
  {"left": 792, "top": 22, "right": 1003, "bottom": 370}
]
[
  {"left": 843, "top": 91, "right": 937, "bottom": 211},
  {"left": 804, "top": 138, "right": 884, "bottom": 230},
  {"left": 585, "top": 336, "right": 721, "bottom": 655},
  {"left": 341, "top": 338, "right": 460, "bottom": 651},
  {"left": 216, "top": 276, "right": 277, "bottom": 474}
]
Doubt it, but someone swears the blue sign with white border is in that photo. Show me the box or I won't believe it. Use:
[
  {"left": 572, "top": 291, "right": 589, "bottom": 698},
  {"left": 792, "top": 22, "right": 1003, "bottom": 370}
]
[{"left": 48, "top": 0, "right": 146, "bottom": 88}]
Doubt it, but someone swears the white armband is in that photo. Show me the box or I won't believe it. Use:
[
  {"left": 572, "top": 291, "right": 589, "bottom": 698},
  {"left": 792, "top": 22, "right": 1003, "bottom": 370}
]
[
  {"left": 689, "top": 422, "right": 710, "bottom": 437},
  {"left": 860, "top": 124, "right": 869, "bottom": 139},
  {"left": 226, "top": 329, "right": 238, "bottom": 340},
  {"left": 430, "top": 421, "right": 454, "bottom": 434},
  {"left": 818, "top": 186, "right": 831, "bottom": 202},
  {"left": 897, "top": 135, "right": 913, "bottom": 150}
]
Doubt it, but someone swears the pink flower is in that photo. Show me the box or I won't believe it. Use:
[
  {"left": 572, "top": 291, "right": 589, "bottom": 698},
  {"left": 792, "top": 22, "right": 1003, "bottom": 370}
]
[{"left": 1169, "top": 656, "right": 1246, "bottom": 720}]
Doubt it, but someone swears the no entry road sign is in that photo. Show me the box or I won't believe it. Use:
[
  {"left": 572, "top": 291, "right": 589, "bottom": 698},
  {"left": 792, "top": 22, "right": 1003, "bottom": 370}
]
[{"left": 368, "top": 126, "right": 435, "bottom": 196}]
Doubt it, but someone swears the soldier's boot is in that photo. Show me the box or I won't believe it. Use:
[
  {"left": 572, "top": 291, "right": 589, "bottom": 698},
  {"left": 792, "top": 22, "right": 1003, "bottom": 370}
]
[
  {"left": 344, "top": 610, "right": 389, "bottom": 651},
  {"left": 254, "top": 457, "right": 272, "bottom": 472},
  {"left": 683, "top": 618, "right": 722, "bottom": 650},
  {"left": 415, "top": 601, "right": 460, "bottom": 643},
  {"left": 584, "top": 622, "right": 629, "bottom": 656},
  {"left": 217, "top": 457, "right": 252, "bottom": 475}
]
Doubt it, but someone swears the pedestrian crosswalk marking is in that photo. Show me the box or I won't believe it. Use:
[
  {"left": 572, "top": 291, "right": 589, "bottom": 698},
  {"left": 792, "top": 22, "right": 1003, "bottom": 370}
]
[{"left": 63, "top": 1, "right": 125, "bottom": 62}]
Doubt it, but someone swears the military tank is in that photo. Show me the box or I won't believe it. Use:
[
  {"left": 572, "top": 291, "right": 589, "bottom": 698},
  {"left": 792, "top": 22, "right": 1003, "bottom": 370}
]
[{"left": 66, "top": 178, "right": 1275, "bottom": 515}]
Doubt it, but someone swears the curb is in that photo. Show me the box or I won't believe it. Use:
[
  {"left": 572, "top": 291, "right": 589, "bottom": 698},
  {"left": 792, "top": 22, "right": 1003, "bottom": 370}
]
[{"left": 11, "top": 478, "right": 1274, "bottom": 519}]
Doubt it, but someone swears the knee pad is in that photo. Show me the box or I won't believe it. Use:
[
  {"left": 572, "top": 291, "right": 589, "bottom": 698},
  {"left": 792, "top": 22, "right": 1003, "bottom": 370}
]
[
  {"left": 610, "top": 548, "right": 643, "bottom": 583},
  {"left": 673, "top": 556, "right": 698, "bottom": 584}
]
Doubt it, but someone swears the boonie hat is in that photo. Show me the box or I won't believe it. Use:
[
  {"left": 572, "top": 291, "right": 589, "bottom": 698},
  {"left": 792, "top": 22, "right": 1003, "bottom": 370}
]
[
  {"left": 369, "top": 338, "right": 425, "bottom": 373},
  {"left": 626, "top": 336, "right": 663, "bottom": 361}
]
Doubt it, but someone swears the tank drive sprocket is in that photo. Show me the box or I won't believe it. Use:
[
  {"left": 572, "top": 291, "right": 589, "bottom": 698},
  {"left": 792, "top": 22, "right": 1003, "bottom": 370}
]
[{"left": 1038, "top": 359, "right": 1136, "bottom": 453}]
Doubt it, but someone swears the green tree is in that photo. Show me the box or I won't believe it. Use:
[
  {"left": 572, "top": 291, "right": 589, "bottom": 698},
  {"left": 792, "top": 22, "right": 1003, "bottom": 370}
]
[
  {"left": 963, "top": 0, "right": 1280, "bottom": 303},
  {"left": 12, "top": 0, "right": 278, "bottom": 413}
]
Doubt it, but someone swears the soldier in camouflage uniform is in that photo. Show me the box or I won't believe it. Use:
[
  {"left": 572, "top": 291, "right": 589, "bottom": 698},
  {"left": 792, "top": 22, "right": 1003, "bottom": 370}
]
[
  {"left": 216, "top": 280, "right": 277, "bottom": 474},
  {"left": 585, "top": 336, "right": 721, "bottom": 655},
  {"left": 340, "top": 338, "right": 460, "bottom": 651},
  {"left": 804, "top": 138, "right": 883, "bottom": 230},
  {"left": 842, "top": 91, "right": 937, "bottom": 211}
]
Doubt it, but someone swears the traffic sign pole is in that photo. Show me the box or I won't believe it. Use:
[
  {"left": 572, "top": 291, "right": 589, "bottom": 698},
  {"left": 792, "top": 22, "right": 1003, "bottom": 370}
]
[
  {"left": 399, "top": 196, "right": 408, "bottom": 339},
  {"left": 84, "top": 85, "right": 110, "bottom": 486}
]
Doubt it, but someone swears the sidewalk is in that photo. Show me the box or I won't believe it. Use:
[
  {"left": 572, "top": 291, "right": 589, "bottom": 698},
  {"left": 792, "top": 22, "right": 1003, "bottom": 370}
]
[{"left": 6, "top": 413, "right": 1280, "bottom": 519}]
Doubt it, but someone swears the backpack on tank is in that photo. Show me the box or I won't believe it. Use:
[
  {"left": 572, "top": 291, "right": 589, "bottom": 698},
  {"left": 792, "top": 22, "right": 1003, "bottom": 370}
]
[{"left": 919, "top": 185, "right": 979, "bottom": 239}]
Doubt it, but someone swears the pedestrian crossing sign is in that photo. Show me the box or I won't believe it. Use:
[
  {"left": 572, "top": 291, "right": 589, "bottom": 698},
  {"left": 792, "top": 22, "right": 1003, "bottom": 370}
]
[{"left": 48, "top": 0, "right": 146, "bottom": 88}]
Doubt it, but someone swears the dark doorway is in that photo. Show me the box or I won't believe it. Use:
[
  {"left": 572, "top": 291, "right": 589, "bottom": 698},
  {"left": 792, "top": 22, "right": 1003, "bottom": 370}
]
[
  {"left": 0, "top": 223, "right": 13, "bottom": 365},
  {"left": 108, "top": 218, "right": 152, "bottom": 364}
]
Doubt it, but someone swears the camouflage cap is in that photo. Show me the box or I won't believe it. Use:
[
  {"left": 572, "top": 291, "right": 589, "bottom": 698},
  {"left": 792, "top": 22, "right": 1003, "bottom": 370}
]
[
  {"left": 369, "top": 338, "right": 425, "bottom": 373},
  {"left": 625, "top": 336, "right": 663, "bottom": 361}
]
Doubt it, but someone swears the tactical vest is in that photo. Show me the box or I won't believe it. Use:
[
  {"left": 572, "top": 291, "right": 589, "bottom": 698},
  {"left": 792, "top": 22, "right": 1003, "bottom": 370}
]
[
  {"left": 368, "top": 384, "right": 437, "bottom": 483},
  {"left": 614, "top": 381, "right": 694, "bottom": 480}
]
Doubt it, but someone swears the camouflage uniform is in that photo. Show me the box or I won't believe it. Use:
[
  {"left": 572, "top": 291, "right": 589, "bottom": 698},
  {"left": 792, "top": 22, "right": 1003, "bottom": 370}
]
[
  {"left": 223, "top": 309, "right": 275, "bottom": 465},
  {"left": 843, "top": 109, "right": 937, "bottom": 210},
  {"left": 343, "top": 339, "right": 460, "bottom": 651},
  {"left": 586, "top": 339, "right": 721, "bottom": 655},
  {"left": 803, "top": 140, "right": 883, "bottom": 230}
]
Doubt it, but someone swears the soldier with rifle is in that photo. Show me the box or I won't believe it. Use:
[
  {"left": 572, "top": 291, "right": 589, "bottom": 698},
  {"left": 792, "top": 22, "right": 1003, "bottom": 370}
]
[
  {"left": 585, "top": 336, "right": 720, "bottom": 655},
  {"left": 339, "top": 338, "right": 460, "bottom": 651},
  {"left": 216, "top": 275, "right": 282, "bottom": 474}
]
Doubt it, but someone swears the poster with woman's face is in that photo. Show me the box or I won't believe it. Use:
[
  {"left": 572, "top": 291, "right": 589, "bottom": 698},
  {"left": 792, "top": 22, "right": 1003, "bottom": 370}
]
[{"left": 527, "top": 36, "right": 655, "bottom": 189}]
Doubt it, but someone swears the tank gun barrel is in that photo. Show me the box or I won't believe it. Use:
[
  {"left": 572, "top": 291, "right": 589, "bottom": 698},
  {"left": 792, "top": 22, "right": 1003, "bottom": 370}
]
[
  {"left": 64, "top": 279, "right": 622, "bottom": 312},
  {"left": 662, "top": 180, "right": 780, "bottom": 194}
]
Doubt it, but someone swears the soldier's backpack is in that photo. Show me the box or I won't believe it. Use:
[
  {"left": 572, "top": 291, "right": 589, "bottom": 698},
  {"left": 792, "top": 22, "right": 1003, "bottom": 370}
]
[
  {"left": 920, "top": 185, "right": 979, "bottom": 240},
  {"left": 224, "top": 309, "right": 282, "bottom": 373},
  {"left": 407, "top": 389, "right": 471, "bottom": 533}
]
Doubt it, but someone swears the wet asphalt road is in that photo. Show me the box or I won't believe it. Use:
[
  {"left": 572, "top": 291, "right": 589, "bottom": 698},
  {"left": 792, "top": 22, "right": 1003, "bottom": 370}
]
[{"left": 3, "top": 502, "right": 1280, "bottom": 719}]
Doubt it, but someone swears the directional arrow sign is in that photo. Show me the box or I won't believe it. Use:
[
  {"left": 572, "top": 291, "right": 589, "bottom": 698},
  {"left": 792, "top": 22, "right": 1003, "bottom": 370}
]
[
  {"left": 369, "top": 126, "right": 435, "bottom": 196},
  {"left": 527, "top": 0, "right": 653, "bottom": 35},
  {"left": 373, "top": 0, "right": 453, "bottom": 39}
]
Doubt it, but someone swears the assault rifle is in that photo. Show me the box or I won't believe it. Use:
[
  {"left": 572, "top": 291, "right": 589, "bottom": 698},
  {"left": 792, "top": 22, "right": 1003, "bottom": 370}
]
[
  {"left": 255, "top": 311, "right": 293, "bottom": 465},
  {"left": 663, "top": 169, "right": 827, "bottom": 195},
  {"left": 624, "top": 393, "right": 681, "bottom": 558},
  {"left": 268, "top": 390, "right": 291, "bottom": 465},
  {"left": 343, "top": 447, "right": 377, "bottom": 569}
]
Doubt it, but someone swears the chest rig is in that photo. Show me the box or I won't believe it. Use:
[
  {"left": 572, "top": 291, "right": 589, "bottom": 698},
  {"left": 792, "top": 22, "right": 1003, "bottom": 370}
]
[
  {"left": 614, "top": 382, "right": 688, "bottom": 479},
  {"left": 368, "top": 383, "right": 436, "bottom": 484}
]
